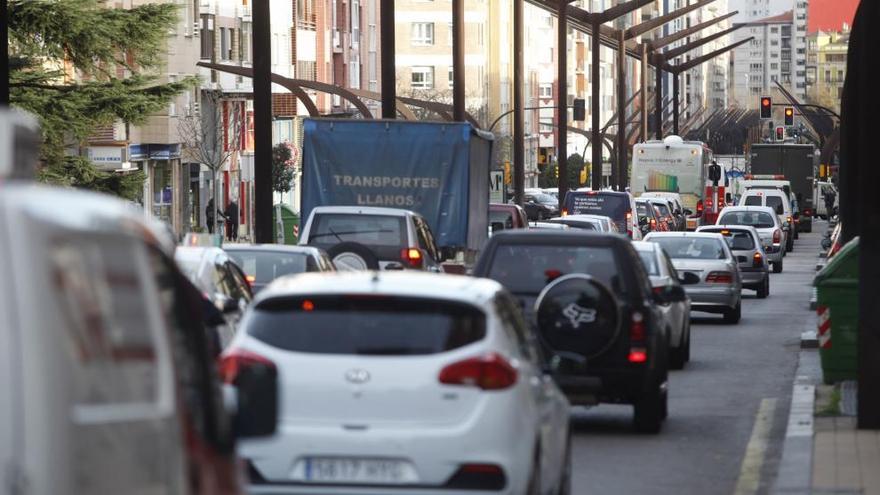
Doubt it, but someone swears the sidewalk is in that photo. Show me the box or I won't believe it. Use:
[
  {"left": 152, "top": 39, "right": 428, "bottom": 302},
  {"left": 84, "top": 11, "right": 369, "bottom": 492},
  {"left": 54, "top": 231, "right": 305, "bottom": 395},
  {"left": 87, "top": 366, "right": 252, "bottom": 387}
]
[{"left": 774, "top": 220, "right": 880, "bottom": 495}]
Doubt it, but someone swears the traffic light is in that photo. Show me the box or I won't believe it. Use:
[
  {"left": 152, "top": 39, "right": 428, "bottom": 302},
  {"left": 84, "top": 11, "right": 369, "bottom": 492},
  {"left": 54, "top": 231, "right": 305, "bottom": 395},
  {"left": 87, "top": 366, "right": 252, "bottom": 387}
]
[
  {"left": 573, "top": 99, "right": 586, "bottom": 122},
  {"left": 537, "top": 148, "right": 547, "bottom": 172},
  {"left": 775, "top": 126, "right": 785, "bottom": 142},
  {"left": 784, "top": 107, "right": 794, "bottom": 126},
  {"left": 503, "top": 161, "right": 511, "bottom": 185},
  {"left": 819, "top": 164, "right": 828, "bottom": 178},
  {"left": 760, "top": 96, "right": 772, "bottom": 119}
]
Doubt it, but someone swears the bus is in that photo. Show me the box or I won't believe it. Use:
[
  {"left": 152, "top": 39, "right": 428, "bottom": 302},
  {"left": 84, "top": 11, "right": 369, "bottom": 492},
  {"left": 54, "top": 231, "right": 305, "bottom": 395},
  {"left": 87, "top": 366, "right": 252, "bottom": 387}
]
[{"left": 632, "top": 135, "right": 726, "bottom": 230}]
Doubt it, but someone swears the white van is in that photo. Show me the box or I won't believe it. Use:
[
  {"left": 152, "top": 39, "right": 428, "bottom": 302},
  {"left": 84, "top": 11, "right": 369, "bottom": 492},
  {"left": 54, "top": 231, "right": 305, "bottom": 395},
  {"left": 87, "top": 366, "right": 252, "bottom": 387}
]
[
  {"left": 738, "top": 189, "right": 794, "bottom": 252},
  {"left": 0, "top": 184, "right": 276, "bottom": 494}
]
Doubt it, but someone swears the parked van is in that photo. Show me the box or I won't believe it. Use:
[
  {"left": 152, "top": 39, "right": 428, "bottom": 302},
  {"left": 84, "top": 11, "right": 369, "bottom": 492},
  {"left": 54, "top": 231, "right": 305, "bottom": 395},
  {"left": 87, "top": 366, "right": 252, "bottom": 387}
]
[
  {"left": 0, "top": 183, "right": 277, "bottom": 495},
  {"left": 562, "top": 190, "right": 642, "bottom": 239}
]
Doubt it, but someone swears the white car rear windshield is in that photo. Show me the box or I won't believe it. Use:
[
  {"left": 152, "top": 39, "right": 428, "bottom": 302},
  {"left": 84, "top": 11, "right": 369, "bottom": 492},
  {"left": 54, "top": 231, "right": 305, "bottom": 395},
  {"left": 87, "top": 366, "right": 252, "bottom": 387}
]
[
  {"left": 719, "top": 211, "right": 776, "bottom": 229},
  {"left": 246, "top": 296, "right": 486, "bottom": 355},
  {"left": 649, "top": 237, "right": 727, "bottom": 260},
  {"left": 309, "top": 214, "right": 405, "bottom": 247}
]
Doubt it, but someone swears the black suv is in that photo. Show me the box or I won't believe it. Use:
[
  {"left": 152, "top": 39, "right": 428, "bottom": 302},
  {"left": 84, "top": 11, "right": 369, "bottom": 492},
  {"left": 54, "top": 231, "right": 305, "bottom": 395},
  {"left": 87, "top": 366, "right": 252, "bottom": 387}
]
[{"left": 473, "top": 230, "right": 682, "bottom": 433}]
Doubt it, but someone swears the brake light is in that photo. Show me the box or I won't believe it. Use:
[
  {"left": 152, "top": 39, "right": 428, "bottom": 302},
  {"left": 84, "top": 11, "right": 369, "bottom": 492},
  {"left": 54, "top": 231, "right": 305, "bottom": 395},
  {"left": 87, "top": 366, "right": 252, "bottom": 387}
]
[
  {"left": 650, "top": 218, "right": 656, "bottom": 229},
  {"left": 562, "top": 209, "right": 568, "bottom": 216},
  {"left": 401, "top": 247, "right": 424, "bottom": 269},
  {"left": 706, "top": 271, "right": 733, "bottom": 284},
  {"left": 804, "top": 208, "right": 812, "bottom": 216},
  {"left": 628, "top": 348, "right": 648, "bottom": 363},
  {"left": 773, "top": 229, "right": 782, "bottom": 244},
  {"left": 438, "top": 353, "right": 517, "bottom": 390},
  {"left": 753, "top": 252, "right": 763, "bottom": 268},
  {"left": 786, "top": 216, "right": 792, "bottom": 224},
  {"left": 245, "top": 274, "right": 256, "bottom": 288},
  {"left": 218, "top": 348, "right": 276, "bottom": 385},
  {"left": 696, "top": 200, "right": 704, "bottom": 214}
]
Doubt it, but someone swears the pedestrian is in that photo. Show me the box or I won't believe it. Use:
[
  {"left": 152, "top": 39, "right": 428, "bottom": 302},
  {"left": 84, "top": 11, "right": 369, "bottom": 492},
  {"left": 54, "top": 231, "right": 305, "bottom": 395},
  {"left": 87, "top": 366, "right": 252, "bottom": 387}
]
[
  {"left": 224, "top": 199, "right": 239, "bottom": 242},
  {"left": 205, "top": 198, "right": 215, "bottom": 234},
  {"left": 824, "top": 188, "right": 836, "bottom": 217}
]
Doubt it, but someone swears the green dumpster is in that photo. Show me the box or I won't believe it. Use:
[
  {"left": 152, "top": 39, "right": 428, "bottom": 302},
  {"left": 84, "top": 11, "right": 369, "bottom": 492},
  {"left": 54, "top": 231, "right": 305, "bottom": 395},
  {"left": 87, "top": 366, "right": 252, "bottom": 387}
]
[
  {"left": 814, "top": 236, "right": 859, "bottom": 384},
  {"left": 272, "top": 204, "right": 300, "bottom": 245}
]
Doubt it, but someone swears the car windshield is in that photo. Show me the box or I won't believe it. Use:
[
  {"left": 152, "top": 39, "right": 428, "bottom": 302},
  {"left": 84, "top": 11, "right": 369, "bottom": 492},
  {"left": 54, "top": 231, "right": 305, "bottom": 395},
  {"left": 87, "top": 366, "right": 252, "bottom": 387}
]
[
  {"left": 719, "top": 211, "right": 776, "bottom": 229},
  {"left": 654, "top": 203, "right": 671, "bottom": 216},
  {"left": 649, "top": 237, "right": 727, "bottom": 260},
  {"left": 766, "top": 196, "right": 784, "bottom": 211},
  {"left": 565, "top": 193, "right": 629, "bottom": 223},
  {"left": 246, "top": 296, "right": 486, "bottom": 355},
  {"left": 486, "top": 244, "right": 625, "bottom": 295},
  {"left": 637, "top": 249, "right": 660, "bottom": 275},
  {"left": 309, "top": 214, "right": 405, "bottom": 247},
  {"left": 490, "top": 209, "right": 515, "bottom": 229},
  {"left": 226, "top": 250, "right": 310, "bottom": 286},
  {"left": 636, "top": 202, "right": 650, "bottom": 218},
  {"left": 702, "top": 230, "right": 756, "bottom": 250}
]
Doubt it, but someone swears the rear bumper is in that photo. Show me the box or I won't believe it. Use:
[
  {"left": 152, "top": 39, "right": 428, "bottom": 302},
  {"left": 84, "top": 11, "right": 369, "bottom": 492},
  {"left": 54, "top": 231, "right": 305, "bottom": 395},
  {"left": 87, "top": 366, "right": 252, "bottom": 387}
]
[
  {"left": 554, "top": 366, "right": 651, "bottom": 405},
  {"left": 240, "top": 397, "right": 536, "bottom": 494},
  {"left": 686, "top": 285, "right": 739, "bottom": 310},
  {"left": 763, "top": 246, "right": 783, "bottom": 263},
  {"left": 740, "top": 269, "right": 768, "bottom": 287}
]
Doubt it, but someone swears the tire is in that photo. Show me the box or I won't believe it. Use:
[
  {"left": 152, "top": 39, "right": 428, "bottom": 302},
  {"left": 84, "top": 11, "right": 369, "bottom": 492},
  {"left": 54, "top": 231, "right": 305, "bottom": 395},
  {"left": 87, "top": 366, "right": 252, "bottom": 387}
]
[
  {"left": 556, "top": 436, "right": 572, "bottom": 495},
  {"left": 684, "top": 323, "right": 691, "bottom": 362},
  {"left": 669, "top": 329, "right": 687, "bottom": 370},
  {"left": 723, "top": 302, "right": 742, "bottom": 324},
  {"left": 526, "top": 448, "right": 541, "bottom": 495},
  {"left": 772, "top": 259, "right": 783, "bottom": 274},
  {"left": 794, "top": 230, "right": 800, "bottom": 240},
  {"left": 757, "top": 277, "right": 770, "bottom": 299},
  {"left": 786, "top": 238, "right": 794, "bottom": 253},
  {"left": 633, "top": 343, "right": 667, "bottom": 433},
  {"left": 327, "top": 242, "right": 380, "bottom": 271}
]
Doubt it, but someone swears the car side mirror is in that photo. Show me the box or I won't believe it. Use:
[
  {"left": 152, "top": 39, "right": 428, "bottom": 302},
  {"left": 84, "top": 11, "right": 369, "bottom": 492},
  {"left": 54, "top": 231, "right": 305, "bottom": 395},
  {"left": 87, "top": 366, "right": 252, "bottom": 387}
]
[
  {"left": 678, "top": 272, "right": 701, "bottom": 285},
  {"left": 491, "top": 221, "right": 505, "bottom": 233},
  {"left": 233, "top": 362, "right": 279, "bottom": 439},
  {"left": 216, "top": 294, "right": 240, "bottom": 314},
  {"left": 821, "top": 238, "right": 832, "bottom": 250},
  {"left": 683, "top": 209, "right": 693, "bottom": 216}
]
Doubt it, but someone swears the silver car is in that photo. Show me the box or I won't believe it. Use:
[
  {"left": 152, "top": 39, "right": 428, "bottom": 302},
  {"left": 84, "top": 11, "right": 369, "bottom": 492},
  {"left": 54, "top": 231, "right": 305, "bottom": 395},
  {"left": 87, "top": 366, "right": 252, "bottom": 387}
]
[
  {"left": 644, "top": 232, "right": 743, "bottom": 324},
  {"left": 633, "top": 241, "right": 693, "bottom": 369},
  {"left": 715, "top": 206, "right": 786, "bottom": 273},
  {"left": 697, "top": 225, "right": 770, "bottom": 299},
  {"left": 547, "top": 214, "right": 619, "bottom": 233}
]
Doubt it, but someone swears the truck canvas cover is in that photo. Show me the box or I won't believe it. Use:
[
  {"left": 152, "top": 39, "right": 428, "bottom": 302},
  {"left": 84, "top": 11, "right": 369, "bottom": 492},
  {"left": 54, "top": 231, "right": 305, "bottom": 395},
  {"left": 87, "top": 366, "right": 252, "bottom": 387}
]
[{"left": 301, "top": 119, "right": 492, "bottom": 250}]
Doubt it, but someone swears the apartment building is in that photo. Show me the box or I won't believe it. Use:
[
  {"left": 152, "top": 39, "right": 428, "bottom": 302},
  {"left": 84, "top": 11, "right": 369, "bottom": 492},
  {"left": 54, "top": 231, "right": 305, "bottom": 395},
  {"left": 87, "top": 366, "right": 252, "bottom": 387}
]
[
  {"left": 730, "top": 0, "right": 808, "bottom": 108},
  {"left": 806, "top": 29, "right": 848, "bottom": 114}
]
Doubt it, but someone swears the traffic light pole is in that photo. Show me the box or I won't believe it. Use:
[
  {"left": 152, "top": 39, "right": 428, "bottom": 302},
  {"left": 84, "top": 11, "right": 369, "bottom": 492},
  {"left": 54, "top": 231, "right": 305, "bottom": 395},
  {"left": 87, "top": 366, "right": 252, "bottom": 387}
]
[
  {"left": 380, "top": 0, "right": 397, "bottom": 119},
  {"left": 253, "top": 0, "right": 273, "bottom": 243},
  {"left": 513, "top": 0, "right": 525, "bottom": 206}
]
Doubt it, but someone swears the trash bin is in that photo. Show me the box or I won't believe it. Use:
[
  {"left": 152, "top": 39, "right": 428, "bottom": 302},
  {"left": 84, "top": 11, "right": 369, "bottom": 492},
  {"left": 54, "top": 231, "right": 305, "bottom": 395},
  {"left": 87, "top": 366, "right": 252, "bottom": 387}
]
[
  {"left": 272, "top": 204, "right": 300, "bottom": 245},
  {"left": 814, "top": 236, "right": 859, "bottom": 384}
]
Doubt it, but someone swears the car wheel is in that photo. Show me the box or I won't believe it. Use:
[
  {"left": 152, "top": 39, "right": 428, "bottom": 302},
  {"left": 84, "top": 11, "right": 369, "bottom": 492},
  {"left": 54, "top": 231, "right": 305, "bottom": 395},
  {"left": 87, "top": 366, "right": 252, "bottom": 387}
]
[
  {"left": 772, "top": 259, "right": 783, "bottom": 274},
  {"left": 556, "top": 436, "right": 572, "bottom": 495},
  {"left": 633, "top": 344, "right": 667, "bottom": 433},
  {"left": 526, "top": 448, "right": 541, "bottom": 495},
  {"left": 669, "top": 330, "right": 686, "bottom": 370},
  {"left": 757, "top": 277, "right": 769, "bottom": 299},
  {"left": 794, "top": 230, "right": 800, "bottom": 240},
  {"left": 786, "top": 238, "right": 794, "bottom": 252},
  {"left": 684, "top": 324, "right": 691, "bottom": 362},
  {"left": 723, "top": 302, "right": 742, "bottom": 324},
  {"left": 327, "top": 242, "right": 380, "bottom": 271}
]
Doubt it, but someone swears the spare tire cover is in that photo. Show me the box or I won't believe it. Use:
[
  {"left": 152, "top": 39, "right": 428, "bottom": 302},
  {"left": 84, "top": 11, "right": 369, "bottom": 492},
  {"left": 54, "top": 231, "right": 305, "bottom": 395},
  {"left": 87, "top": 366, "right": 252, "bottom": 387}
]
[{"left": 534, "top": 274, "right": 621, "bottom": 359}]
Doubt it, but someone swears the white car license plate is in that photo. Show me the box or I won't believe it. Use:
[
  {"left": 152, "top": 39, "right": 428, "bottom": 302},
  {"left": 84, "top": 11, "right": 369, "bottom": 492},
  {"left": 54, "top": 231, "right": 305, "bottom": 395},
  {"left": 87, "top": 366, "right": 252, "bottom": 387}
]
[{"left": 303, "top": 458, "right": 416, "bottom": 484}]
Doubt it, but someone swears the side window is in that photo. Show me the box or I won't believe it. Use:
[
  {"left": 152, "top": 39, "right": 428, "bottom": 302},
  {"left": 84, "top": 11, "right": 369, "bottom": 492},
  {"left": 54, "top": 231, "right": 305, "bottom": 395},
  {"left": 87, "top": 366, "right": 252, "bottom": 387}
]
[
  {"left": 226, "top": 263, "right": 253, "bottom": 302},
  {"left": 494, "top": 293, "right": 540, "bottom": 365},
  {"left": 51, "top": 235, "right": 171, "bottom": 409}
]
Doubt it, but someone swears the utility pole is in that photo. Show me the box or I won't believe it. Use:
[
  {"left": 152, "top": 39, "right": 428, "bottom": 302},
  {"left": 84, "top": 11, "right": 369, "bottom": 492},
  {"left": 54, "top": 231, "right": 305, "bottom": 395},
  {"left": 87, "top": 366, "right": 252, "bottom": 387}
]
[
  {"left": 253, "top": 0, "right": 273, "bottom": 243},
  {"left": 558, "top": 1, "right": 570, "bottom": 206},
  {"left": 452, "top": 0, "right": 465, "bottom": 121},
  {"left": 380, "top": 0, "right": 396, "bottom": 119},
  {"left": 513, "top": 0, "right": 525, "bottom": 206}
]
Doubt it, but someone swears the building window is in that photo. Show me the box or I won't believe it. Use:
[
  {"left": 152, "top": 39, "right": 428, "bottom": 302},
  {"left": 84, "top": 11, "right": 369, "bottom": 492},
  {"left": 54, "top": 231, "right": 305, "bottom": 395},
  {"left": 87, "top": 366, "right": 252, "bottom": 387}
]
[
  {"left": 539, "top": 83, "right": 553, "bottom": 98},
  {"left": 297, "top": 60, "right": 317, "bottom": 81},
  {"left": 200, "top": 14, "right": 214, "bottom": 60},
  {"left": 411, "top": 22, "right": 434, "bottom": 46},
  {"left": 220, "top": 27, "right": 230, "bottom": 61},
  {"left": 448, "top": 68, "right": 454, "bottom": 89},
  {"left": 825, "top": 70, "right": 831, "bottom": 82},
  {"left": 771, "top": 63, "right": 778, "bottom": 70},
  {"left": 411, "top": 66, "right": 434, "bottom": 89}
]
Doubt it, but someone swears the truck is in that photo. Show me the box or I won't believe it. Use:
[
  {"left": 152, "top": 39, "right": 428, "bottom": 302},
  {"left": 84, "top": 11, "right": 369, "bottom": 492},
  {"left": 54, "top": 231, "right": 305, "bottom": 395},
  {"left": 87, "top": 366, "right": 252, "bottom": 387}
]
[
  {"left": 300, "top": 118, "right": 492, "bottom": 264},
  {"left": 748, "top": 143, "right": 818, "bottom": 232},
  {"left": 632, "top": 135, "right": 725, "bottom": 230}
]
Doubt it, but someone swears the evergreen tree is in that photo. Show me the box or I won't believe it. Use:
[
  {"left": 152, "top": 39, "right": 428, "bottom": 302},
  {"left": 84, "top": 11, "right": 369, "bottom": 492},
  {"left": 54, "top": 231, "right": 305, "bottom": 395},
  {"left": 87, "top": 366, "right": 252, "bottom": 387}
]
[{"left": 9, "top": 0, "right": 196, "bottom": 199}]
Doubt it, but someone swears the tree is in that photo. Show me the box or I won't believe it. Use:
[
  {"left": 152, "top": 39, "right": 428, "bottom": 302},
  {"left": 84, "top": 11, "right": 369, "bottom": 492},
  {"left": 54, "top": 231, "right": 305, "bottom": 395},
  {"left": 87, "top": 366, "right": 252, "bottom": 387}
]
[
  {"left": 9, "top": 0, "right": 195, "bottom": 200},
  {"left": 538, "top": 153, "right": 588, "bottom": 189},
  {"left": 178, "top": 91, "right": 244, "bottom": 233},
  {"left": 272, "top": 142, "right": 297, "bottom": 199}
]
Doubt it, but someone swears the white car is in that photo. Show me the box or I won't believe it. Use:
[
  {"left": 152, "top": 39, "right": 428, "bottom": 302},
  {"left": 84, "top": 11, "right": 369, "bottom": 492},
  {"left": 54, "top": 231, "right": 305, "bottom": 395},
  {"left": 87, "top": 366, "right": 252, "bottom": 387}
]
[
  {"left": 738, "top": 189, "right": 794, "bottom": 252},
  {"left": 230, "top": 271, "right": 572, "bottom": 494},
  {"left": 547, "top": 214, "right": 620, "bottom": 233},
  {"left": 715, "top": 206, "right": 787, "bottom": 273}
]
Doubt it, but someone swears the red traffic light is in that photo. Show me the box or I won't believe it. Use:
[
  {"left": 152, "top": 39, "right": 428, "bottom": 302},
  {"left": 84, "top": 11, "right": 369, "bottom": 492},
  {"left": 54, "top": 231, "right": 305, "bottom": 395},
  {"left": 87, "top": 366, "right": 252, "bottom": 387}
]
[
  {"left": 760, "top": 96, "right": 772, "bottom": 119},
  {"left": 775, "top": 126, "right": 785, "bottom": 141}
]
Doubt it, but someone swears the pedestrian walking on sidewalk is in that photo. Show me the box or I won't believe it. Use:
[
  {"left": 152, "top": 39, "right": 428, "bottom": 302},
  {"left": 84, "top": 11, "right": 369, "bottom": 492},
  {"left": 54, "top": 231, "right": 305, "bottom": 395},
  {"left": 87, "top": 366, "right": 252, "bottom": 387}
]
[
  {"left": 206, "top": 198, "right": 215, "bottom": 234},
  {"left": 224, "top": 200, "right": 239, "bottom": 242}
]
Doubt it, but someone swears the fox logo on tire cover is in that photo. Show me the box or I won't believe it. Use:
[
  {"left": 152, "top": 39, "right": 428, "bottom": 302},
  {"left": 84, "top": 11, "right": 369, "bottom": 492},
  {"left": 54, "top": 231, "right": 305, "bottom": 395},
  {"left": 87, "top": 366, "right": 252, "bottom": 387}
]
[{"left": 562, "top": 303, "right": 597, "bottom": 328}]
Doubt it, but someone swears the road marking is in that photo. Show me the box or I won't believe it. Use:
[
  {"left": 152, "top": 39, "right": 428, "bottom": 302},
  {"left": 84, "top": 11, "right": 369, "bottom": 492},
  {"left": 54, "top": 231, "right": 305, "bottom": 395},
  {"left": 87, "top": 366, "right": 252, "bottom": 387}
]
[{"left": 734, "top": 398, "right": 778, "bottom": 495}]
